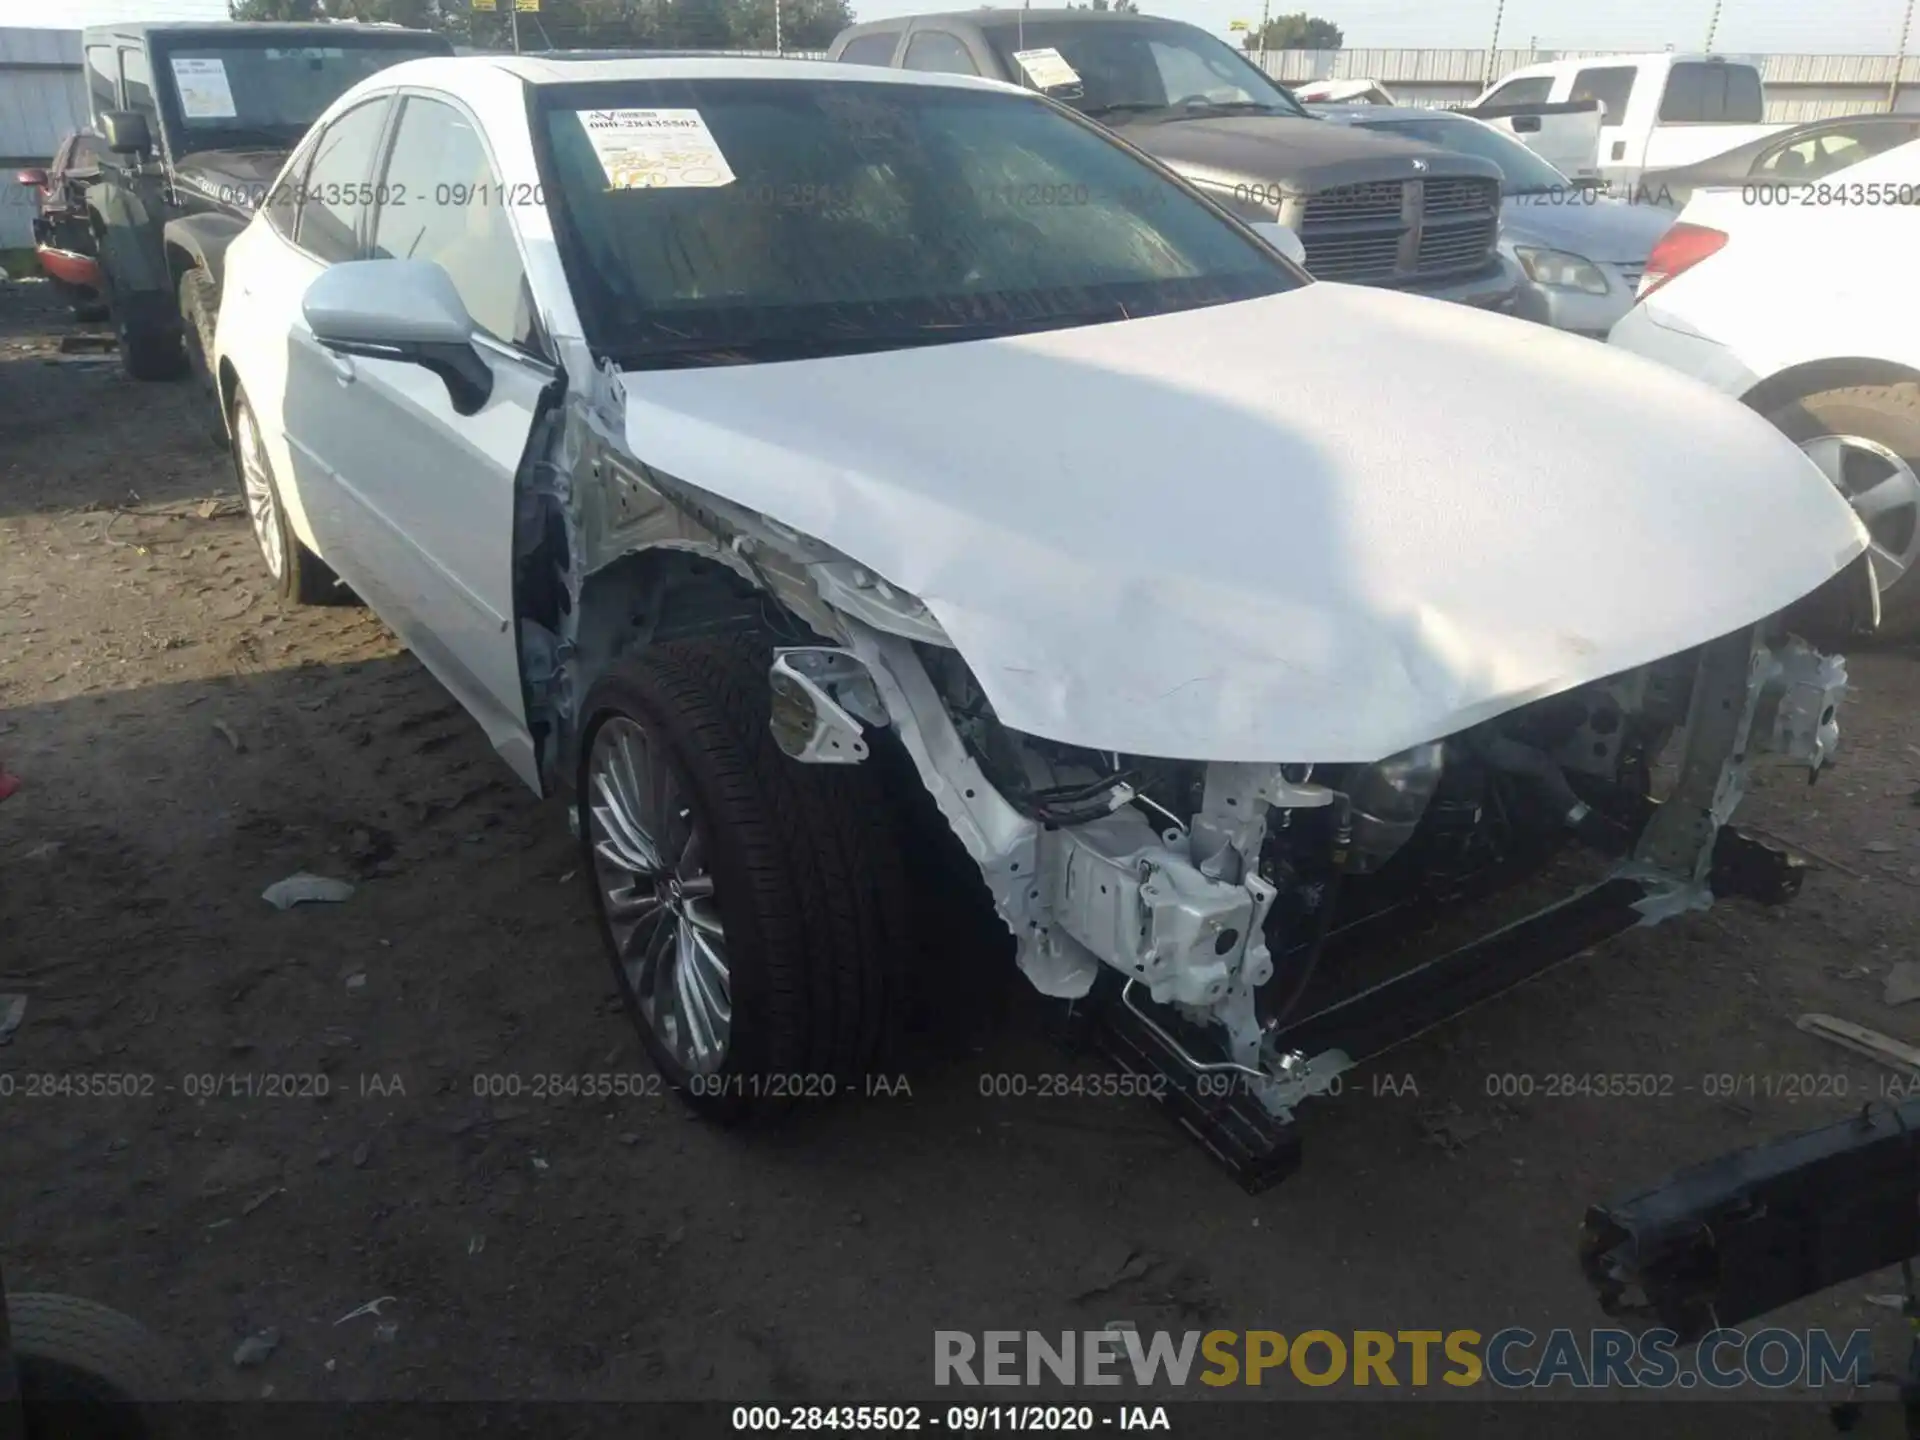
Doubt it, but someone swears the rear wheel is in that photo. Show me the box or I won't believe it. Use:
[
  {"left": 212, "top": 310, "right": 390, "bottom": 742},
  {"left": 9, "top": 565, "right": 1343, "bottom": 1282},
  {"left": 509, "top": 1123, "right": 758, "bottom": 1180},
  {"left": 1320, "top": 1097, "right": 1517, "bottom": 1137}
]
[
  {"left": 229, "top": 390, "right": 349, "bottom": 606},
  {"left": 1768, "top": 383, "right": 1920, "bottom": 635},
  {"left": 577, "top": 633, "right": 910, "bottom": 1121}
]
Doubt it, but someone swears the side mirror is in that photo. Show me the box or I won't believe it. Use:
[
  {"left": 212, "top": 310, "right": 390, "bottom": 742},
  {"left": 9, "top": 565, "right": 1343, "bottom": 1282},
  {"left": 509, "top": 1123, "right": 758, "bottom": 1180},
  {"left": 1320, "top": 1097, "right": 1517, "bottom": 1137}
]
[
  {"left": 100, "top": 110, "right": 153, "bottom": 156},
  {"left": 15, "top": 168, "right": 48, "bottom": 187},
  {"left": 1250, "top": 220, "right": 1308, "bottom": 267},
  {"left": 302, "top": 259, "right": 493, "bottom": 416}
]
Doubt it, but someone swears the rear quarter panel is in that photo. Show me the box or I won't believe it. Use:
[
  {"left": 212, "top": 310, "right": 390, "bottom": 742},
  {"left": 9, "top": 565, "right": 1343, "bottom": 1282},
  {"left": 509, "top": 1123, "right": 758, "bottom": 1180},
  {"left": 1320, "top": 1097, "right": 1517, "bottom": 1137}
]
[{"left": 1638, "top": 167, "right": 1920, "bottom": 393}]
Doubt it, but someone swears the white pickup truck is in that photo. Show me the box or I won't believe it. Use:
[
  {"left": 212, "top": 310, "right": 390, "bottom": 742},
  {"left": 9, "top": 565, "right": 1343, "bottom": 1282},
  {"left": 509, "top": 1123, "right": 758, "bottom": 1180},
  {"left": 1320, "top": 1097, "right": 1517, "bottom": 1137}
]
[{"left": 1470, "top": 53, "right": 1790, "bottom": 191}]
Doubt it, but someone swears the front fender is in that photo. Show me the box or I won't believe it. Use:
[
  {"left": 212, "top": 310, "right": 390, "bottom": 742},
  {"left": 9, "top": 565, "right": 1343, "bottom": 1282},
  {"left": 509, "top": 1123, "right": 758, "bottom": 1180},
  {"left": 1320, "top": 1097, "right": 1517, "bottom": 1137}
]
[
  {"left": 87, "top": 182, "right": 168, "bottom": 299},
  {"left": 162, "top": 212, "right": 247, "bottom": 290}
]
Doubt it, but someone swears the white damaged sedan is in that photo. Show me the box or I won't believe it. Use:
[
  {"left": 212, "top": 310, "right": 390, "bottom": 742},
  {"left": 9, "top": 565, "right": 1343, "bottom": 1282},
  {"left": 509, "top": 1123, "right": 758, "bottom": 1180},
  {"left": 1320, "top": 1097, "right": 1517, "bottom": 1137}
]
[{"left": 212, "top": 55, "right": 1874, "bottom": 1187}]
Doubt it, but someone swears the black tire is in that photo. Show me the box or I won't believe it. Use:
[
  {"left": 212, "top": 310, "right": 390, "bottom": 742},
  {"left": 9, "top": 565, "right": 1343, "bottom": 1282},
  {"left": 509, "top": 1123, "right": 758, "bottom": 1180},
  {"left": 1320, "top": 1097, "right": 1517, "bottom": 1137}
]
[
  {"left": 107, "top": 273, "right": 187, "bottom": 381},
  {"left": 577, "top": 633, "right": 911, "bottom": 1122},
  {"left": 228, "top": 389, "right": 351, "bottom": 606},
  {"left": 178, "top": 268, "right": 228, "bottom": 450},
  {"left": 10, "top": 1292, "right": 176, "bottom": 1440},
  {"left": 1767, "top": 383, "right": 1920, "bottom": 637}
]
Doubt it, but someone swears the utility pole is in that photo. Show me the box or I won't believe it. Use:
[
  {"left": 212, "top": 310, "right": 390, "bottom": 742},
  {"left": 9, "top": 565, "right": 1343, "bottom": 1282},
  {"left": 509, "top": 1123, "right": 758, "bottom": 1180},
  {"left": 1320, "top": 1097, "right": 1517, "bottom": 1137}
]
[
  {"left": 774, "top": 0, "right": 782, "bottom": 54},
  {"left": 509, "top": 3, "right": 521, "bottom": 54},
  {"left": 1703, "top": 0, "right": 1722, "bottom": 53},
  {"left": 1484, "top": 0, "right": 1506, "bottom": 86},
  {"left": 1894, "top": 0, "right": 1916, "bottom": 112}
]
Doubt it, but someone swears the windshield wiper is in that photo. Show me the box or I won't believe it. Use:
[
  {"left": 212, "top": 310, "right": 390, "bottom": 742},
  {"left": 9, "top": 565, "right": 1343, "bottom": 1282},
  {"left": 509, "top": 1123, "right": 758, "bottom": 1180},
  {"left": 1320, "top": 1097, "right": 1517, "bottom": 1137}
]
[{"left": 1166, "top": 99, "right": 1299, "bottom": 119}]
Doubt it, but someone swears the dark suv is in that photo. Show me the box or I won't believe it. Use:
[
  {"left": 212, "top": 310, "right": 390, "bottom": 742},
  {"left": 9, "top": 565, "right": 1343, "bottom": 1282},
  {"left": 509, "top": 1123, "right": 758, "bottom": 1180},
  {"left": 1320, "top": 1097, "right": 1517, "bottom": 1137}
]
[
  {"left": 81, "top": 21, "right": 451, "bottom": 408},
  {"left": 829, "top": 11, "right": 1518, "bottom": 308}
]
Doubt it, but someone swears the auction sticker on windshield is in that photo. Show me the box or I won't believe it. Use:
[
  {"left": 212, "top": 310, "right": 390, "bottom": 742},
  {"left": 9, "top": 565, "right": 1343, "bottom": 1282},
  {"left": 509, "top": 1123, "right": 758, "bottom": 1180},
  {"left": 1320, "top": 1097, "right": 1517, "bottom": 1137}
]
[
  {"left": 170, "top": 57, "right": 237, "bottom": 119},
  {"left": 577, "top": 109, "right": 736, "bottom": 189},
  {"left": 1012, "top": 48, "right": 1082, "bottom": 90}
]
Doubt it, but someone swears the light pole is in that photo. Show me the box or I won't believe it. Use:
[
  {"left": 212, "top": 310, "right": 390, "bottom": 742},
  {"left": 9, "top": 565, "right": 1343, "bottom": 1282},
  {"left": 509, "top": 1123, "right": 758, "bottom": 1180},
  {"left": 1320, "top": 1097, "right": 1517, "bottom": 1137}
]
[
  {"left": 1484, "top": 0, "right": 1506, "bottom": 87},
  {"left": 1894, "top": 0, "right": 1916, "bottom": 112}
]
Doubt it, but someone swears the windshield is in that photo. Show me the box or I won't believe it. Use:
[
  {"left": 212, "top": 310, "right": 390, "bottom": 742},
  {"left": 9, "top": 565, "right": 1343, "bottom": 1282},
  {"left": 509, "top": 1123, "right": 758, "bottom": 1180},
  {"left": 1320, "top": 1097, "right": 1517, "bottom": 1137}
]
[
  {"left": 976, "top": 19, "right": 1308, "bottom": 120},
  {"left": 533, "top": 79, "right": 1300, "bottom": 371},
  {"left": 1355, "top": 115, "right": 1573, "bottom": 195},
  {"left": 153, "top": 36, "right": 449, "bottom": 149}
]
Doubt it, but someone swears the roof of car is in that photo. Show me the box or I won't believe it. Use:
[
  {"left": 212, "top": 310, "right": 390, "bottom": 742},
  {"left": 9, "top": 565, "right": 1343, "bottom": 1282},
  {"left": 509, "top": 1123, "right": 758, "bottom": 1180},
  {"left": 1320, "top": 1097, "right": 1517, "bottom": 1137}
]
[
  {"left": 842, "top": 7, "right": 1188, "bottom": 27},
  {"left": 81, "top": 22, "right": 438, "bottom": 38},
  {"left": 414, "top": 52, "right": 1014, "bottom": 92}
]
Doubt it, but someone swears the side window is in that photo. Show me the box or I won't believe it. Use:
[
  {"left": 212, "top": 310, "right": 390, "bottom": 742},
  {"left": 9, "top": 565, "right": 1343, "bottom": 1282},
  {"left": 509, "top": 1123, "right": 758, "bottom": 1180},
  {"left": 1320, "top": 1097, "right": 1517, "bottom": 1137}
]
[
  {"left": 1569, "top": 66, "right": 1635, "bottom": 122},
  {"left": 1483, "top": 76, "right": 1552, "bottom": 108},
  {"left": 86, "top": 45, "right": 118, "bottom": 116},
  {"left": 266, "top": 137, "right": 317, "bottom": 240},
  {"left": 837, "top": 33, "right": 900, "bottom": 66},
  {"left": 1148, "top": 41, "right": 1242, "bottom": 103},
  {"left": 903, "top": 32, "right": 979, "bottom": 76},
  {"left": 1660, "top": 63, "right": 1761, "bottom": 123},
  {"left": 1721, "top": 66, "right": 1764, "bottom": 123},
  {"left": 294, "top": 99, "right": 390, "bottom": 265},
  {"left": 119, "top": 47, "right": 156, "bottom": 125},
  {"left": 370, "top": 96, "right": 532, "bottom": 347},
  {"left": 69, "top": 134, "right": 103, "bottom": 173}
]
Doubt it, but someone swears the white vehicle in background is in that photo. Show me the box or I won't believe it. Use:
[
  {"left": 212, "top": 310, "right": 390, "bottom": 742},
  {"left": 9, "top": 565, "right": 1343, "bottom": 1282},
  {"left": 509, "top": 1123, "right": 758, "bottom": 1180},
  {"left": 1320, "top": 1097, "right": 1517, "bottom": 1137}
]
[
  {"left": 1610, "top": 137, "right": 1920, "bottom": 629},
  {"left": 1472, "top": 53, "right": 1789, "bottom": 191},
  {"left": 1288, "top": 78, "right": 1397, "bottom": 106}
]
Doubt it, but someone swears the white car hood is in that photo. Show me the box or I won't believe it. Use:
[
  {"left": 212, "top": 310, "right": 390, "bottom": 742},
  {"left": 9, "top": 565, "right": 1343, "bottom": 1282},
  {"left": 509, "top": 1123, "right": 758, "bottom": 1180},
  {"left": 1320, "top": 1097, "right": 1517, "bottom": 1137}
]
[{"left": 617, "top": 283, "right": 1867, "bottom": 764}]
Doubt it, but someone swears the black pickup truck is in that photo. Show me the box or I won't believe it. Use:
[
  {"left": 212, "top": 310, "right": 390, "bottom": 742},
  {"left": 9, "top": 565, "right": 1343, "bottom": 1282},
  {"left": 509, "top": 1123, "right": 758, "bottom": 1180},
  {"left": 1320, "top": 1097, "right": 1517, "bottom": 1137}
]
[
  {"left": 81, "top": 21, "right": 451, "bottom": 417},
  {"left": 829, "top": 10, "right": 1519, "bottom": 309}
]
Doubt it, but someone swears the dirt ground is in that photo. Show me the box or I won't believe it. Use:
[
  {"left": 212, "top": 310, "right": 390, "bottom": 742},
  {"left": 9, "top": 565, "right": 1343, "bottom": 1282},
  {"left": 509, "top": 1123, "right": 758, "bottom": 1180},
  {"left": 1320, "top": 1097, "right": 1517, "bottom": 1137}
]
[{"left": 4, "top": 273, "right": 1920, "bottom": 1427}]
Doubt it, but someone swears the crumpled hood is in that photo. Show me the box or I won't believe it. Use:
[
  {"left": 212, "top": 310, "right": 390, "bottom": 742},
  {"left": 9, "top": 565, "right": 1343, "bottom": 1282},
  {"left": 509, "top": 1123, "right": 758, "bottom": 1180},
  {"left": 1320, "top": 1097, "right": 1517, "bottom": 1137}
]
[
  {"left": 1502, "top": 193, "right": 1677, "bottom": 263},
  {"left": 617, "top": 283, "right": 1868, "bottom": 764}
]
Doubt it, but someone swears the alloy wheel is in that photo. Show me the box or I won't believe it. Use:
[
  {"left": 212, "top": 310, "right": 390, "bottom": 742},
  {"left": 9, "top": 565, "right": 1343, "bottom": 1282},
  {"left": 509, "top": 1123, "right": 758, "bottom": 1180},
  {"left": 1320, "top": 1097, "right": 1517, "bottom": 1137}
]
[
  {"left": 587, "top": 715, "right": 733, "bottom": 1074},
  {"left": 1798, "top": 432, "right": 1920, "bottom": 598},
  {"left": 233, "top": 405, "right": 284, "bottom": 582}
]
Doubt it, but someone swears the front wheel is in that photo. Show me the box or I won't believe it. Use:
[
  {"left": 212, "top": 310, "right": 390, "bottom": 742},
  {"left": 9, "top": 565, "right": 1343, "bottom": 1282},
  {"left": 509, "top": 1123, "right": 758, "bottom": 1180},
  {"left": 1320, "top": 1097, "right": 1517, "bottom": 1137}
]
[
  {"left": 178, "top": 268, "right": 228, "bottom": 450},
  {"left": 577, "top": 634, "right": 910, "bottom": 1122},
  {"left": 1768, "top": 383, "right": 1920, "bottom": 635},
  {"left": 103, "top": 270, "right": 186, "bottom": 383}
]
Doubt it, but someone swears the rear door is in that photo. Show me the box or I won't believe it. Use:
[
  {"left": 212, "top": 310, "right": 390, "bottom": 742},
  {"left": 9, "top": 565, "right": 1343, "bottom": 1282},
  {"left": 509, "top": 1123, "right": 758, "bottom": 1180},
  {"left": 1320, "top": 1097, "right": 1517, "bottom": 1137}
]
[
  {"left": 258, "top": 94, "right": 394, "bottom": 579},
  {"left": 304, "top": 91, "right": 555, "bottom": 789},
  {"left": 1567, "top": 63, "right": 1640, "bottom": 181}
]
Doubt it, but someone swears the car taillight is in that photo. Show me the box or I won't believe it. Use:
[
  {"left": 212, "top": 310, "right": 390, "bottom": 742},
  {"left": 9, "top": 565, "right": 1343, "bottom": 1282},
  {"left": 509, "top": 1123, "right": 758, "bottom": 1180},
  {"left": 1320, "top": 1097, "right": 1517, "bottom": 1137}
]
[{"left": 1637, "top": 223, "right": 1728, "bottom": 300}]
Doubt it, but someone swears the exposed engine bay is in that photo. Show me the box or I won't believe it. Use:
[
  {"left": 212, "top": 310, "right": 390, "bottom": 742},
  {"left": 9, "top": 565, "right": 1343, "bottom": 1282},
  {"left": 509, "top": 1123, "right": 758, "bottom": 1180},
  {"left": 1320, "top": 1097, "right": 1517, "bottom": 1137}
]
[{"left": 808, "top": 617, "right": 1850, "bottom": 1130}]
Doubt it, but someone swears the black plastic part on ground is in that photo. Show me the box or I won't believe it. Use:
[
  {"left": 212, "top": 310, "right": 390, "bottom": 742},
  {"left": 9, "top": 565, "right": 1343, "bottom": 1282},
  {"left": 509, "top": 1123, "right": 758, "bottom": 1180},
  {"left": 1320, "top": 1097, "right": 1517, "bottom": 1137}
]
[{"left": 1582, "top": 1096, "right": 1920, "bottom": 1343}]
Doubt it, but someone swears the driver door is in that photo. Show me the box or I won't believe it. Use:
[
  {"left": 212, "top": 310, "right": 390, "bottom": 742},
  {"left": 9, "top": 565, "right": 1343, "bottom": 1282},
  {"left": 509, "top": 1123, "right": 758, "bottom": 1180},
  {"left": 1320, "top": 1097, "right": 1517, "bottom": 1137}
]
[{"left": 286, "top": 91, "right": 554, "bottom": 791}]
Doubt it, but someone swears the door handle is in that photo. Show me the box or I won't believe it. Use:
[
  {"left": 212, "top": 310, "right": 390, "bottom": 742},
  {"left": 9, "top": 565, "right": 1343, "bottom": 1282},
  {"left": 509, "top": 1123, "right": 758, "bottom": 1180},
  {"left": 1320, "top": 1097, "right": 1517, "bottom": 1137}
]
[{"left": 327, "top": 350, "right": 356, "bottom": 385}]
